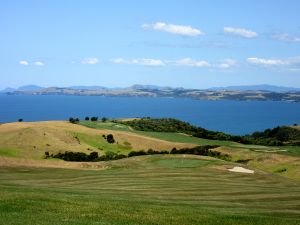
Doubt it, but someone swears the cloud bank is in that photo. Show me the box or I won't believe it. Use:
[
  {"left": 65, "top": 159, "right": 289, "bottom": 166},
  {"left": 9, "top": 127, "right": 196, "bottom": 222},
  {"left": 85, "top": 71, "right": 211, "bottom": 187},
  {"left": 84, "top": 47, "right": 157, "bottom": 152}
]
[
  {"left": 112, "top": 58, "right": 165, "bottom": 66},
  {"left": 112, "top": 57, "right": 236, "bottom": 69},
  {"left": 247, "top": 57, "right": 300, "bottom": 70},
  {"left": 272, "top": 33, "right": 300, "bottom": 43}
]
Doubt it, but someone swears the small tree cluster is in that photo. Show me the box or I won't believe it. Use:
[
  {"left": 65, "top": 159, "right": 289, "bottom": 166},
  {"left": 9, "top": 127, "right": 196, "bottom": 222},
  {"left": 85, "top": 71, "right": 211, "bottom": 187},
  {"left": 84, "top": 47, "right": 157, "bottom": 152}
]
[
  {"left": 106, "top": 134, "right": 115, "bottom": 144},
  {"left": 91, "top": 117, "right": 98, "bottom": 121},
  {"left": 46, "top": 145, "right": 231, "bottom": 163},
  {"left": 48, "top": 151, "right": 126, "bottom": 162},
  {"left": 50, "top": 151, "right": 98, "bottom": 161},
  {"left": 69, "top": 117, "right": 80, "bottom": 124}
]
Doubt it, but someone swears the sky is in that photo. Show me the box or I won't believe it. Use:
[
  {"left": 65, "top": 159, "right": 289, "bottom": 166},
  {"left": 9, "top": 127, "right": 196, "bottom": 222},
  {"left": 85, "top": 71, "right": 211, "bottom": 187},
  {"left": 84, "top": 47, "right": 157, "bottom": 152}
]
[{"left": 1, "top": 0, "right": 300, "bottom": 89}]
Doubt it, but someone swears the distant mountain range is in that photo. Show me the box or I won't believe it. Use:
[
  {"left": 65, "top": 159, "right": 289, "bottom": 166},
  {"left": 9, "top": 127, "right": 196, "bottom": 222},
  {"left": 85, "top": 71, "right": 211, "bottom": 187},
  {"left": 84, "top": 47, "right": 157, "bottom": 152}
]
[
  {"left": 2, "top": 84, "right": 300, "bottom": 93},
  {"left": 2, "top": 84, "right": 300, "bottom": 102},
  {"left": 0, "top": 85, "right": 44, "bottom": 93},
  {"left": 208, "top": 84, "right": 300, "bottom": 92}
]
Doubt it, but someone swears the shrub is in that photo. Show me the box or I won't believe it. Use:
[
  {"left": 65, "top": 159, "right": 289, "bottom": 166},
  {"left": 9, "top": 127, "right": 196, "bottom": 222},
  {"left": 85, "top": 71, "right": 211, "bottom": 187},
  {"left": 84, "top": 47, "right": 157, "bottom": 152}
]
[
  {"left": 91, "top": 117, "right": 98, "bottom": 121},
  {"left": 69, "top": 117, "right": 79, "bottom": 124},
  {"left": 106, "top": 134, "right": 115, "bottom": 144}
]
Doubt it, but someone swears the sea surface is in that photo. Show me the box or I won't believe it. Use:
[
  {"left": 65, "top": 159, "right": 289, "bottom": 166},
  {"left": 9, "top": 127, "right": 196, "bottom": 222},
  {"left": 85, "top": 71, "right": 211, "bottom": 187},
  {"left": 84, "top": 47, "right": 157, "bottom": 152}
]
[{"left": 1, "top": 94, "right": 300, "bottom": 135}]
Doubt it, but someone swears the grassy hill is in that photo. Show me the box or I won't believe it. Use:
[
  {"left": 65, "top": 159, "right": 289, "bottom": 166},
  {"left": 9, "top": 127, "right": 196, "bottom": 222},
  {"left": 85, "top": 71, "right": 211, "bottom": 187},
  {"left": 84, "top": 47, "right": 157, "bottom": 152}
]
[
  {"left": 118, "top": 118, "right": 300, "bottom": 146},
  {"left": 0, "top": 121, "right": 195, "bottom": 160},
  {"left": 0, "top": 119, "right": 300, "bottom": 224}
]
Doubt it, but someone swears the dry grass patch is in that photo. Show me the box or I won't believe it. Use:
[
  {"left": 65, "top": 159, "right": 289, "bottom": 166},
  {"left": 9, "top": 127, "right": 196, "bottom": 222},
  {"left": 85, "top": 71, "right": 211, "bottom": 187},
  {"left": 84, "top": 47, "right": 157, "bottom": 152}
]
[{"left": 0, "top": 121, "right": 195, "bottom": 160}]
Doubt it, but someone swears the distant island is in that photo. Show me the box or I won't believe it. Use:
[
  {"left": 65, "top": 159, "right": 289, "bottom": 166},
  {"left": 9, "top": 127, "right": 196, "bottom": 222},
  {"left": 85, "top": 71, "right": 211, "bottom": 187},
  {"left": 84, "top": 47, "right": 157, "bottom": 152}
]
[{"left": 2, "top": 84, "right": 300, "bottom": 102}]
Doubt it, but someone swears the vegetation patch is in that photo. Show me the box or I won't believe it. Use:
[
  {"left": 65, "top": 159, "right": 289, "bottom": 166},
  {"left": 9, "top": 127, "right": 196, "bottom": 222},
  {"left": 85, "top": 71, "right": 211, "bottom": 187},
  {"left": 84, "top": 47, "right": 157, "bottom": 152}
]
[
  {"left": 274, "top": 168, "right": 287, "bottom": 173},
  {"left": 0, "top": 147, "right": 20, "bottom": 157},
  {"left": 45, "top": 145, "right": 230, "bottom": 162},
  {"left": 71, "top": 132, "right": 132, "bottom": 154},
  {"left": 235, "top": 159, "right": 252, "bottom": 164}
]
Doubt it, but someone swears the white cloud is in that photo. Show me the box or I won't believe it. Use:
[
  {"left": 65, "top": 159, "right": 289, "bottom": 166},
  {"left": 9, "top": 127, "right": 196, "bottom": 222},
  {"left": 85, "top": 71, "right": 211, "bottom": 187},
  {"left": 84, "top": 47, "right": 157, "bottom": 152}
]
[
  {"left": 272, "top": 33, "right": 300, "bottom": 43},
  {"left": 19, "top": 60, "right": 29, "bottom": 66},
  {"left": 247, "top": 57, "right": 287, "bottom": 66},
  {"left": 142, "top": 22, "right": 203, "bottom": 37},
  {"left": 217, "top": 59, "right": 237, "bottom": 69},
  {"left": 81, "top": 58, "right": 100, "bottom": 65},
  {"left": 247, "top": 56, "right": 300, "bottom": 71},
  {"left": 112, "top": 57, "right": 239, "bottom": 69},
  {"left": 111, "top": 58, "right": 165, "bottom": 66},
  {"left": 174, "top": 58, "right": 210, "bottom": 67},
  {"left": 224, "top": 26, "right": 257, "bottom": 38},
  {"left": 34, "top": 61, "right": 45, "bottom": 66}
]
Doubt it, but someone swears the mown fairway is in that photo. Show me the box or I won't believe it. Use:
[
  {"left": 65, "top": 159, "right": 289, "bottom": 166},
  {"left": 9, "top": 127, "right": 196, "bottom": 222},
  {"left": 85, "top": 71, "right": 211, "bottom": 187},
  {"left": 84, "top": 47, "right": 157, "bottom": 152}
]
[{"left": 0, "top": 155, "right": 300, "bottom": 225}]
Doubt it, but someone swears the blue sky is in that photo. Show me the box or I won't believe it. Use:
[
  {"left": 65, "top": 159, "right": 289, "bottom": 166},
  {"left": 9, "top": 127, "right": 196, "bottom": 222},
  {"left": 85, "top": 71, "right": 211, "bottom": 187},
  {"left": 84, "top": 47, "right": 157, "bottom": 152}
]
[{"left": 1, "top": 0, "right": 300, "bottom": 89}]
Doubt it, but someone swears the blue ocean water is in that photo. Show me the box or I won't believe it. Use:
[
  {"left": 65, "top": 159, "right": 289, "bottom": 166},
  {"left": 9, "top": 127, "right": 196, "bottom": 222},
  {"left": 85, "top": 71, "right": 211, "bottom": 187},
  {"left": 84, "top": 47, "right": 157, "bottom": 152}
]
[{"left": 0, "top": 94, "right": 299, "bottom": 135}]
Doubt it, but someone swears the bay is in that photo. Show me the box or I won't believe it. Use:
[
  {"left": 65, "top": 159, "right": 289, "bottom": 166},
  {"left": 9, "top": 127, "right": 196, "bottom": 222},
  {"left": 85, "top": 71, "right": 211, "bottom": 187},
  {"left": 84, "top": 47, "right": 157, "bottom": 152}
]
[{"left": 0, "top": 94, "right": 300, "bottom": 135}]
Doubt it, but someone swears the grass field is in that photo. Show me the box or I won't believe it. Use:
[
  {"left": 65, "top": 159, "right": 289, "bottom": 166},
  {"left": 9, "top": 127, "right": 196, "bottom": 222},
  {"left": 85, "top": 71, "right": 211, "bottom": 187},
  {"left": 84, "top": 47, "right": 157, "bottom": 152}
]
[
  {"left": 0, "top": 155, "right": 300, "bottom": 225},
  {"left": 0, "top": 120, "right": 300, "bottom": 224}
]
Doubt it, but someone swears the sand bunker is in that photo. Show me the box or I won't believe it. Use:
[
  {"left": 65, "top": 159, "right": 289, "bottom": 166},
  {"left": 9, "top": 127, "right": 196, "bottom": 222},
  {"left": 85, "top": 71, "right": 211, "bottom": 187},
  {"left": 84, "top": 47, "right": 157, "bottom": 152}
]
[{"left": 228, "top": 166, "right": 254, "bottom": 174}]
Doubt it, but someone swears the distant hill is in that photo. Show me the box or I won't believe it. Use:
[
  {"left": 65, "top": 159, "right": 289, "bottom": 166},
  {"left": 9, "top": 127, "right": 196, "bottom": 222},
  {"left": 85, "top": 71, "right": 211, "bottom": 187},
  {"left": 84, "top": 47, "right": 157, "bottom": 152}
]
[
  {"left": 18, "top": 85, "right": 44, "bottom": 91},
  {"left": 209, "top": 84, "right": 300, "bottom": 92},
  {"left": 130, "top": 84, "right": 174, "bottom": 90},
  {"left": 0, "top": 87, "right": 16, "bottom": 93},
  {"left": 67, "top": 86, "right": 108, "bottom": 90},
  {"left": 2, "top": 84, "right": 300, "bottom": 93},
  {"left": 0, "top": 85, "right": 44, "bottom": 93},
  {"left": 2, "top": 84, "right": 300, "bottom": 102}
]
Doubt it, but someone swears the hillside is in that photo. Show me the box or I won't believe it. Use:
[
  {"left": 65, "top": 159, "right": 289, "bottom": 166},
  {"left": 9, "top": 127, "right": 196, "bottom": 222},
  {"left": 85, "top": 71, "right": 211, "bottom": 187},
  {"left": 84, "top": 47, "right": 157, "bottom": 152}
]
[
  {"left": 118, "top": 117, "right": 300, "bottom": 146},
  {"left": 248, "top": 125, "right": 300, "bottom": 145},
  {"left": 0, "top": 121, "right": 195, "bottom": 160},
  {"left": 0, "top": 120, "right": 299, "bottom": 179},
  {"left": 0, "top": 119, "right": 300, "bottom": 225}
]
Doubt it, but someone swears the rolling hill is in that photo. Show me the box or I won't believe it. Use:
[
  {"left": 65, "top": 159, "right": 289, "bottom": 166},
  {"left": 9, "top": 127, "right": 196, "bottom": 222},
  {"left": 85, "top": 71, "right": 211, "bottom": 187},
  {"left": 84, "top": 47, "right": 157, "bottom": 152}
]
[{"left": 0, "top": 119, "right": 300, "bottom": 225}]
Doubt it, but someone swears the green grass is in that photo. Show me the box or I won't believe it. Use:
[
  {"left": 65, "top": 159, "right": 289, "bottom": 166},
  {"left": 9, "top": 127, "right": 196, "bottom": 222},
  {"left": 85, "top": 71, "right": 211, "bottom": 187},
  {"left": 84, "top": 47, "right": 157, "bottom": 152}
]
[
  {"left": 153, "top": 157, "right": 215, "bottom": 168},
  {"left": 73, "top": 132, "right": 133, "bottom": 154},
  {"left": 0, "top": 155, "right": 299, "bottom": 225},
  {"left": 79, "top": 121, "right": 132, "bottom": 132},
  {"left": 0, "top": 147, "right": 21, "bottom": 157},
  {"left": 135, "top": 131, "right": 234, "bottom": 146}
]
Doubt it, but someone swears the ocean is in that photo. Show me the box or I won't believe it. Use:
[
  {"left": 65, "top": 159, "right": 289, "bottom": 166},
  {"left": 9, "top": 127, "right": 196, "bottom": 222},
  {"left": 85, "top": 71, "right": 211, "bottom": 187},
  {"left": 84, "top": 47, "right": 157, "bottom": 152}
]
[{"left": 1, "top": 94, "right": 300, "bottom": 135}]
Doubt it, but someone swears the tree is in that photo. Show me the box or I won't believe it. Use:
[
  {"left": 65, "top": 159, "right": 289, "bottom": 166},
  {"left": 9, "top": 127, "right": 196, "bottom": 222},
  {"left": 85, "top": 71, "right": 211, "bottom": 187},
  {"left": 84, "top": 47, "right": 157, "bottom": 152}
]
[
  {"left": 69, "top": 117, "right": 79, "bottom": 124},
  {"left": 101, "top": 117, "right": 108, "bottom": 122},
  {"left": 106, "top": 134, "right": 115, "bottom": 144},
  {"left": 44, "top": 151, "right": 50, "bottom": 158},
  {"left": 88, "top": 152, "right": 99, "bottom": 161},
  {"left": 85, "top": 117, "right": 90, "bottom": 121},
  {"left": 91, "top": 116, "right": 98, "bottom": 121},
  {"left": 18, "top": 118, "right": 23, "bottom": 122}
]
